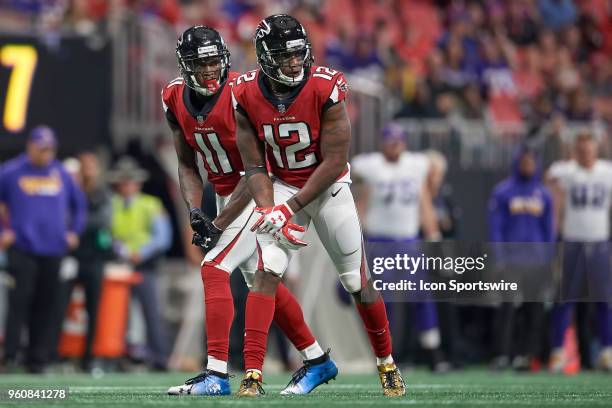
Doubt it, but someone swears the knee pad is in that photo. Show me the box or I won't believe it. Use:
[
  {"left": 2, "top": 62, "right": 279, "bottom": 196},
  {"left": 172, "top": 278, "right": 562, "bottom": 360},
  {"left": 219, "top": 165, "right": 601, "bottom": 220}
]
[
  {"left": 261, "top": 244, "right": 289, "bottom": 277},
  {"left": 338, "top": 269, "right": 363, "bottom": 294}
]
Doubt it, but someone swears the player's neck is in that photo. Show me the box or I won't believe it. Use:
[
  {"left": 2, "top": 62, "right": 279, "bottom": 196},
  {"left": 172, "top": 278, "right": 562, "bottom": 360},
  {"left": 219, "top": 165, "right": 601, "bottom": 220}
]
[
  {"left": 577, "top": 159, "right": 596, "bottom": 169},
  {"left": 265, "top": 77, "right": 295, "bottom": 98},
  {"left": 191, "top": 88, "right": 215, "bottom": 103}
]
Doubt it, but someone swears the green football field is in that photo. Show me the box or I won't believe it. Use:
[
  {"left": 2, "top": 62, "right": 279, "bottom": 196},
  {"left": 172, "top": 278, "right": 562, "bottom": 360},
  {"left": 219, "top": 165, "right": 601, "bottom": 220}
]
[{"left": 0, "top": 370, "right": 611, "bottom": 407}]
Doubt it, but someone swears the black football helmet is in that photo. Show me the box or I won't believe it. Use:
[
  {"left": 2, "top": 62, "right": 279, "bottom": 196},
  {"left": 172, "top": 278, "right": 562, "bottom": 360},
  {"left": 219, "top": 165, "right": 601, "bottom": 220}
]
[
  {"left": 254, "top": 14, "right": 313, "bottom": 87},
  {"left": 176, "top": 26, "right": 230, "bottom": 96}
]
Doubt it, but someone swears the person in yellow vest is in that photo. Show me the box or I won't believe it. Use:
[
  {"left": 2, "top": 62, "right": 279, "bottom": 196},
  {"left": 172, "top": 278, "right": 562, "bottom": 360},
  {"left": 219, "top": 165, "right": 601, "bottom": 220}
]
[{"left": 108, "top": 156, "right": 172, "bottom": 370}]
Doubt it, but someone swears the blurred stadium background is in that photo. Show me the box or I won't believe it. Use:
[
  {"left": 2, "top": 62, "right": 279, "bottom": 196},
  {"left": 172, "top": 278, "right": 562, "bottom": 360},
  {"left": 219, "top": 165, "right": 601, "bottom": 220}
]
[{"left": 0, "top": 0, "right": 611, "bottom": 379}]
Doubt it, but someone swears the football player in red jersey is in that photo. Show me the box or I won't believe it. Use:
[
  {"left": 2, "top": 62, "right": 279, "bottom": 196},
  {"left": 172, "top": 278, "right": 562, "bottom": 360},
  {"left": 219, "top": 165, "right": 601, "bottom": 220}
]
[
  {"left": 162, "top": 25, "right": 334, "bottom": 396},
  {"left": 233, "top": 15, "right": 405, "bottom": 397}
]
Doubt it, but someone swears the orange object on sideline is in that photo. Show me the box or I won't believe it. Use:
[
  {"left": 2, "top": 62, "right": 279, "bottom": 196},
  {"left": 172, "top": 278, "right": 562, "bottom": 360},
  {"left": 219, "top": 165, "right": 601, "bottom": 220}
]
[
  {"left": 563, "top": 325, "right": 581, "bottom": 375},
  {"left": 58, "top": 285, "right": 87, "bottom": 357},
  {"left": 58, "top": 264, "right": 142, "bottom": 358}
]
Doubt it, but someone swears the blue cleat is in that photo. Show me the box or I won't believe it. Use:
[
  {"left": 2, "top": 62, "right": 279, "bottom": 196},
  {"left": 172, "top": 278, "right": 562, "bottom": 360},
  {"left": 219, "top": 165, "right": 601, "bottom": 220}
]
[
  {"left": 280, "top": 353, "right": 338, "bottom": 395},
  {"left": 167, "top": 370, "right": 231, "bottom": 396}
]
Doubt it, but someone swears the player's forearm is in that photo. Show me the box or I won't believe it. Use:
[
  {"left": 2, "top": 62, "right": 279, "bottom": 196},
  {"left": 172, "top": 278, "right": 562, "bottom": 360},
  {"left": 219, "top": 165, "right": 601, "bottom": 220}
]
[
  {"left": 420, "top": 192, "right": 440, "bottom": 240},
  {"left": 178, "top": 165, "right": 204, "bottom": 210},
  {"left": 0, "top": 202, "right": 11, "bottom": 228},
  {"left": 288, "top": 158, "right": 346, "bottom": 212},
  {"left": 246, "top": 173, "right": 275, "bottom": 207},
  {"left": 214, "top": 177, "right": 252, "bottom": 230},
  {"left": 421, "top": 206, "right": 440, "bottom": 240}
]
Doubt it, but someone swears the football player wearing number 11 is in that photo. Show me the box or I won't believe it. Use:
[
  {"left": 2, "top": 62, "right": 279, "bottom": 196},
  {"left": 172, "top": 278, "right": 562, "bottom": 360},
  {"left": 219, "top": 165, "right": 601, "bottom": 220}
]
[
  {"left": 162, "top": 26, "right": 334, "bottom": 396},
  {"left": 233, "top": 14, "right": 405, "bottom": 397}
]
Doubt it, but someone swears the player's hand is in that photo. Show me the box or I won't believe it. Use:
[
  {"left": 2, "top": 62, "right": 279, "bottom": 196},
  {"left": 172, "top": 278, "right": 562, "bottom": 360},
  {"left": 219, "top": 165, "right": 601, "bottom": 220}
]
[
  {"left": 190, "top": 208, "right": 223, "bottom": 250},
  {"left": 128, "top": 251, "right": 142, "bottom": 265},
  {"left": 0, "top": 229, "right": 15, "bottom": 249},
  {"left": 66, "top": 231, "right": 79, "bottom": 250},
  {"left": 190, "top": 208, "right": 213, "bottom": 236},
  {"left": 191, "top": 227, "right": 222, "bottom": 251},
  {"left": 251, "top": 203, "right": 294, "bottom": 234},
  {"left": 273, "top": 223, "right": 307, "bottom": 250}
]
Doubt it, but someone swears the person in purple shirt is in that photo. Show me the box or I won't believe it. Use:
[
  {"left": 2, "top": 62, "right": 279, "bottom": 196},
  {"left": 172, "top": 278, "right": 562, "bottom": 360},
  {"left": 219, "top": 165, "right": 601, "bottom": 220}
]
[
  {"left": 0, "top": 126, "right": 86, "bottom": 373},
  {"left": 487, "top": 145, "right": 554, "bottom": 371}
]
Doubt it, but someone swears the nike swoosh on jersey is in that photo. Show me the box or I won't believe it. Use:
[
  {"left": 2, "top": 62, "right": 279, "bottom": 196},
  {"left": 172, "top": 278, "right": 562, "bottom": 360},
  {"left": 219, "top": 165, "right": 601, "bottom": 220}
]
[{"left": 331, "top": 187, "right": 342, "bottom": 197}]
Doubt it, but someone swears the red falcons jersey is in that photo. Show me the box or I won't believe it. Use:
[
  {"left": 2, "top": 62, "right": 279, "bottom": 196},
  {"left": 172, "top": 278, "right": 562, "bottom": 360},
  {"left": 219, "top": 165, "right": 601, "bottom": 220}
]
[
  {"left": 231, "top": 66, "right": 350, "bottom": 188},
  {"left": 161, "top": 72, "right": 242, "bottom": 196}
]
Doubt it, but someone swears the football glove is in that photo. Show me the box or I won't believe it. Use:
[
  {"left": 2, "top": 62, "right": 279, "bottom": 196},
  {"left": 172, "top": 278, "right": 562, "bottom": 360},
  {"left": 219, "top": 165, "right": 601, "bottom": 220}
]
[
  {"left": 191, "top": 231, "right": 221, "bottom": 251},
  {"left": 189, "top": 208, "right": 222, "bottom": 250},
  {"left": 251, "top": 203, "right": 294, "bottom": 234},
  {"left": 190, "top": 208, "right": 212, "bottom": 234},
  {"left": 273, "top": 222, "right": 307, "bottom": 250}
]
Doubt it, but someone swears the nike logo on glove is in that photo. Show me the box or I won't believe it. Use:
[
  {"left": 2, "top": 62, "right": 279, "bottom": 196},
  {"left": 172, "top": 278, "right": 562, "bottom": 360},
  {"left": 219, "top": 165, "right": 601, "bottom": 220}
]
[{"left": 331, "top": 187, "right": 342, "bottom": 197}]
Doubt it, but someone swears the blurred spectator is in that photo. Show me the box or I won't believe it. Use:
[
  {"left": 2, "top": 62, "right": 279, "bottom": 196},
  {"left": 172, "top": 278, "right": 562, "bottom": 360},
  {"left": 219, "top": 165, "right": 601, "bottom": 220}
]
[
  {"left": 345, "top": 34, "right": 385, "bottom": 81},
  {"left": 62, "top": 152, "right": 113, "bottom": 371},
  {"left": 538, "top": 0, "right": 577, "bottom": 31},
  {"left": 513, "top": 47, "right": 545, "bottom": 104},
  {"left": 458, "top": 83, "right": 485, "bottom": 120},
  {"left": 506, "top": 0, "right": 540, "bottom": 46},
  {"left": 564, "top": 88, "right": 594, "bottom": 122},
  {"left": 0, "top": 126, "right": 86, "bottom": 373},
  {"left": 108, "top": 156, "right": 172, "bottom": 370},
  {"left": 395, "top": 80, "right": 442, "bottom": 119},
  {"left": 440, "top": 37, "right": 477, "bottom": 92},
  {"left": 478, "top": 36, "right": 522, "bottom": 125},
  {"left": 555, "top": 47, "right": 581, "bottom": 94}
]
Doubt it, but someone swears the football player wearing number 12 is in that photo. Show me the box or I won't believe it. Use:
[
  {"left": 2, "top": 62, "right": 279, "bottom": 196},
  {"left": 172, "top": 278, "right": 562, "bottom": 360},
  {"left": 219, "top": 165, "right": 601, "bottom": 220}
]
[
  {"left": 162, "top": 25, "right": 334, "bottom": 396},
  {"left": 233, "top": 14, "right": 405, "bottom": 397}
]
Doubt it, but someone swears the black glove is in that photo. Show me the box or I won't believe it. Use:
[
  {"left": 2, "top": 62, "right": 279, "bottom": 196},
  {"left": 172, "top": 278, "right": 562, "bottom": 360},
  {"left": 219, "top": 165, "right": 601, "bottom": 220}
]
[
  {"left": 189, "top": 208, "right": 223, "bottom": 250},
  {"left": 190, "top": 208, "right": 212, "bottom": 236}
]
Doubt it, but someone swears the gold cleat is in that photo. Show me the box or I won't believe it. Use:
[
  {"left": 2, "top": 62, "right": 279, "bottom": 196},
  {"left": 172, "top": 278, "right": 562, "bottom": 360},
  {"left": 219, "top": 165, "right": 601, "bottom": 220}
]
[
  {"left": 378, "top": 363, "right": 406, "bottom": 397},
  {"left": 236, "top": 371, "right": 265, "bottom": 397}
]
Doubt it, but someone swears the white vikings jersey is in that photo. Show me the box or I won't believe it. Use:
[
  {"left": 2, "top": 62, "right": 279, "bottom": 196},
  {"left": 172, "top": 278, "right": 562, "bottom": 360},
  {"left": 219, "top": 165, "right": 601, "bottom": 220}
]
[
  {"left": 548, "top": 159, "right": 612, "bottom": 242},
  {"left": 352, "top": 151, "right": 429, "bottom": 239}
]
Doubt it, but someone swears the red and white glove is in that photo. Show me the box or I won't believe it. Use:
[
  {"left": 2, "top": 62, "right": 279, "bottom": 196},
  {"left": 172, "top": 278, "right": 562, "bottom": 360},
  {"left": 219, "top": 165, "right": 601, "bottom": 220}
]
[
  {"left": 273, "top": 223, "right": 307, "bottom": 250},
  {"left": 251, "top": 203, "right": 294, "bottom": 234}
]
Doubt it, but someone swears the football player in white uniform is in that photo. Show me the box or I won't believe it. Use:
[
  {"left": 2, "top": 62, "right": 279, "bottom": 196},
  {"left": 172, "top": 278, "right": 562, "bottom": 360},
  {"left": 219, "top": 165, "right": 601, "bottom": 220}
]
[
  {"left": 352, "top": 123, "right": 449, "bottom": 371},
  {"left": 547, "top": 131, "right": 612, "bottom": 372}
]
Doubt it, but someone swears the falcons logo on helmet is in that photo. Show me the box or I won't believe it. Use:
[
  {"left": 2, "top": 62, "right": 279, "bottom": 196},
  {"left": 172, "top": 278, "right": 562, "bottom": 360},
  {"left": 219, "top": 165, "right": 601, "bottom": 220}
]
[{"left": 255, "top": 20, "right": 272, "bottom": 40}]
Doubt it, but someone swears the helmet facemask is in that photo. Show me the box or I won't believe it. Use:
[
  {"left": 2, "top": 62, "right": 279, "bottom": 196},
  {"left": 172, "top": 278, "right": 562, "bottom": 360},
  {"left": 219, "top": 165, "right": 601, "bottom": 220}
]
[
  {"left": 259, "top": 41, "right": 313, "bottom": 87},
  {"left": 177, "top": 48, "right": 230, "bottom": 96}
]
